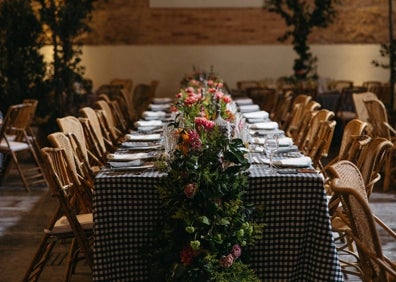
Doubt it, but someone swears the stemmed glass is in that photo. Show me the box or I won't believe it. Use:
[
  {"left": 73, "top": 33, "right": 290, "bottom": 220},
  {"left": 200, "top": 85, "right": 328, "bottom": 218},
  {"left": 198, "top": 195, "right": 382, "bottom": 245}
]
[{"left": 263, "top": 134, "right": 279, "bottom": 172}]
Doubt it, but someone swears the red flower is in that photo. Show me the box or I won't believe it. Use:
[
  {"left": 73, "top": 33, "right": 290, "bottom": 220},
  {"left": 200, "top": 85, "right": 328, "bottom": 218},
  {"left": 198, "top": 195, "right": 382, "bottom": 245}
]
[
  {"left": 180, "top": 245, "right": 195, "bottom": 266},
  {"left": 184, "top": 183, "right": 197, "bottom": 199}
]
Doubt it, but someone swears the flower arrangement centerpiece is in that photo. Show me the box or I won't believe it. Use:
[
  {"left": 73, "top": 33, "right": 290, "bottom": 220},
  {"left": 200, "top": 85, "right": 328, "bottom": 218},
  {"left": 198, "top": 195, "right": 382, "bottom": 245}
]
[{"left": 150, "top": 70, "right": 264, "bottom": 281}]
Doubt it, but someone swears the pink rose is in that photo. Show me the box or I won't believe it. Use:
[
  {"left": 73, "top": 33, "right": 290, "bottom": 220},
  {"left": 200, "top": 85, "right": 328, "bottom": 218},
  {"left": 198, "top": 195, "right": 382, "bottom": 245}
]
[
  {"left": 219, "top": 254, "right": 234, "bottom": 268},
  {"left": 231, "top": 244, "right": 242, "bottom": 258},
  {"left": 222, "top": 95, "right": 232, "bottom": 103}
]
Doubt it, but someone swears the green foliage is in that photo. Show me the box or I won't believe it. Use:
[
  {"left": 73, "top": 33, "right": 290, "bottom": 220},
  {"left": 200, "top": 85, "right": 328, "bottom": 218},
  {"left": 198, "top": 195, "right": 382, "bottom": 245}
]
[
  {"left": 265, "top": 0, "right": 338, "bottom": 81},
  {"left": 38, "top": 0, "right": 96, "bottom": 119},
  {"left": 0, "top": 0, "right": 46, "bottom": 113},
  {"left": 150, "top": 126, "right": 263, "bottom": 281}
]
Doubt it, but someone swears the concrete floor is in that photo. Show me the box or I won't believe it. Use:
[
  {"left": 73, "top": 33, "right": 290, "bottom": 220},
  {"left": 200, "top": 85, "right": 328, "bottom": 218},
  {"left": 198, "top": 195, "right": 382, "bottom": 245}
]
[{"left": 0, "top": 154, "right": 395, "bottom": 282}]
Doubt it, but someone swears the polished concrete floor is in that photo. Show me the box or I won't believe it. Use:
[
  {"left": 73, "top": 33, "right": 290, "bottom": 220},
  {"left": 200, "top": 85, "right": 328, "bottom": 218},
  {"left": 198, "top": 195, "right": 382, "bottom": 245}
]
[{"left": 0, "top": 153, "right": 395, "bottom": 282}]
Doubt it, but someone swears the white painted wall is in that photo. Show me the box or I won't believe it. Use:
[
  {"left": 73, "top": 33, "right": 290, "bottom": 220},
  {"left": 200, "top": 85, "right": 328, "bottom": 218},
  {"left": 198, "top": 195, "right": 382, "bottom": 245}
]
[{"left": 41, "top": 44, "right": 389, "bottom": 98}]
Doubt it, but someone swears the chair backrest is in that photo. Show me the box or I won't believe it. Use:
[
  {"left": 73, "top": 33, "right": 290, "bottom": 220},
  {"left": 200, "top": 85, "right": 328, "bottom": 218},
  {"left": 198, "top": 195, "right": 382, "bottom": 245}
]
[
  {"left": 271, "top": 90, "right": 293, "bottom": 126},
  {"left": 95, "top": 100, "right": 120, "bottom": 141},
  {"left": 110, "top": 78, "right": 133, "bottom": 94},
  {"left": 57, "top": 116, "right": 89, "bottom": 164},
  {"left": 40, "top": 147, "right": 93, "bottom": 268},
  {"left": 0, "top": 103, "right": 32, "bottom": 142},
  {"left": 327, "top": 160, "right": 391, "bottom": 281},
  {"left": 356, "top": 137, "right": 393, "bottom": 197},
  {"left": 301, "top": 109, "right": 335, "bottom": 153},
  {"left": 352, "top": 92, "right": 378, "bottom": 124},
  {"left": 332, "top": 80, "right": 354, "bottom": 92},
  {"left": 364, "top": 99, "right": 391, "bottom": 139},
  {"left": 236, "top": 80, "right": 259, "bottom": 92},
  {"left": 308, "top": 120, "right": 336, "bottom": 169},
  {"left": 47, "top": 132, "right": 94, "bottom": 204},
  {"left": 338, "top": 119, "right": 368, "bottom": 161},
  {"left": 79, "top": 107, "right": 107, "bottom": 155},
  {"left": 132, "top": 83, "right": 152, "bottom": 120}
]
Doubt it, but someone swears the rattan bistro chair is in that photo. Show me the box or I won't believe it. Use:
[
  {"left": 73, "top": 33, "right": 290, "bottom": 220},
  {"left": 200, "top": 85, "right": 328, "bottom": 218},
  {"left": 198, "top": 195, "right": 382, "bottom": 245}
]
[
  {"left": 23, "top": 147, "right": 93, "bottom": 282},
  {"left": 327, "top": 160, "right": 396, "bottom": 282}
]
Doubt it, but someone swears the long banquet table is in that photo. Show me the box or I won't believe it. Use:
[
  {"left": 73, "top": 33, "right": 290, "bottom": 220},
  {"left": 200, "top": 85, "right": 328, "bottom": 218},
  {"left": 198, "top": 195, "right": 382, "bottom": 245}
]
[{"left": 92, "top": 151, "right": 344, "bottom": 281}]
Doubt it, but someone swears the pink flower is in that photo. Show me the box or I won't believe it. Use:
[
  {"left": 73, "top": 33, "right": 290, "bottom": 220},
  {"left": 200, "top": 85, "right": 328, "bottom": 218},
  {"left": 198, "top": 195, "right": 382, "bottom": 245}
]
[
  {"left": 184, "top": 183, "right": 197, "bottom": 198},
  {"left": 231, "top": 244, "right": 242, "bottom": 258},
  {"left": 187, "top": 129, "right": 202, "bottom": 150},
  {"left": 215, "top": 90, "right": 224, "bottom": 100},
  {"left": 195, "top": 117, "right": 215, "bottom": 129},
  {"left": 175, "top": 92, "right": 182, "bottom": 98},
  {"left": 219, "top": 254, "right": 234, "bottom": 268},
  {"left": 216, "top": 82, "right": 224, "bottom": 89},
  {"left": 222, "top": 95, "right": 231, "bottom": 103},
  {"left": 207, "top": 80, "right": 214, "bottom": 86}
]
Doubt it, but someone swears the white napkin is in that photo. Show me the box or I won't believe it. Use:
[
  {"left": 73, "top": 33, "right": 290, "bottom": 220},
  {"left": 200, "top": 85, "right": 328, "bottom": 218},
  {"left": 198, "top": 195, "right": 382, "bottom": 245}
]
[
  {"left": 249, "top": 122, "right": 278, "bottom": 130},
  {"left": 272, "top": 156, "right": 312, "bottom": 168},
  {"left": 134, "top": 120, "right": 163, "bottom": 127},
  {"left": 109, "top": 159, "right": 144, "bottom": 167},
  {"left": 238, "top": 104, "right": 260, "bottom": 113},
  {"left": 142, "top": 111, "right": 166, "bottom": 120},
  {"left": 152, "top": 97, "right": 173, "bottom": 104},
  {"left": 243, "top": 111, "right": 269, "bottom": 119},
  {"left": 125, "top": 133, "right": 161, "bottom": 141},
  {"left": 149, "top": 103, "right": 171, "bottom": 111},
  {"left": 107, "top": 152, "right": 150, "bottom": 161},
  {"left": 278, "top": 137, "right": 293, "bottom": 147},
  {"left": 235, "top": 98, "right": 253, "bottom": 105}
]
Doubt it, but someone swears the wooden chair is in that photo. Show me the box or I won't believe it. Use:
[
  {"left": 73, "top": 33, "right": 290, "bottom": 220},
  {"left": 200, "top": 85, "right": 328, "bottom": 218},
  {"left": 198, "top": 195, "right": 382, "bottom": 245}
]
[
  {"left": 362, "top": 81, "right": 382, "bottom": 93},
  {"left": 57, "top": 116, "right": 102, "bottom": 176},
  {"left": 306, "top": 119, "right": 336, "bottom": 171},
  {"left": 94, "top": 100, "right": 123, "bottom": 143},
  {"left": 283, "top": 94, "right": 314, "bottom": 134},
  {"left": 271, "top": 90, "right": 293, "bottom": 127},
  {"left": 23, "top": 147, "right": 93, "bottom": 282},
  {"left": 47, "top": 132, "right": 93, "bottom": 211},
  {"left": 131, "top": 83, "right": 152, "bottom": 121},
  {"left": 79, "top": 106, "right": 115, "bottom": 156},
  {"left": 0, "top": 104, "right": 47, "bottom": 191},
  {"left": 364, "top": 99, "right": 396, "bottom": 191},
  {"left": 110, "top": 78, "right": 133, "bottom": 94},
  {"left": 236, "top": 80, "right": 259, "bottom": 94},
  {"left": 287, "top": 100, "right": 322, "bottom": 147},
  {"left": 327, "top": 160, "right": 396, "bottom": 281}
]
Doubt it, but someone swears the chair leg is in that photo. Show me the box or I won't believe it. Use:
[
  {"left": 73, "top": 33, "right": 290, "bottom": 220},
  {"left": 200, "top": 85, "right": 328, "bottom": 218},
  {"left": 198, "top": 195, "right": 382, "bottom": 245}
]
[
  {"left": 23, "top": 234, "right": 56, "bottom": 282},
  {"left": 9, "top": 151, "right": 31, "bottom": 192},
  {"left": 383, "top": 151, "right": 392, "bottom": 192},
  {"left": 23, "top": 206, "right": 62, "bottom": 282},
  {"left": 64, "top": 238, "right": 78, "bottom": 282}
]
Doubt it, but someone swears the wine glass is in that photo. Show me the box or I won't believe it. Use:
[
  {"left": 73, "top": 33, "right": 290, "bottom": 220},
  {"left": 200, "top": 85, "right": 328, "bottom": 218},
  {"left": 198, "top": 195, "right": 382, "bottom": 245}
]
[{"left": 263, "top": 134, "right": 279, "bottom": 172}]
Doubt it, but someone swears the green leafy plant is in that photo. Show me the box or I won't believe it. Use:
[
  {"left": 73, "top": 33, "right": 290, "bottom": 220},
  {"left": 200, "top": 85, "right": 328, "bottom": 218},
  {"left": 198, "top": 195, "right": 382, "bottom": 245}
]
[
  {"left": 0, "top": 0, "right": 47, "bottom": 114},
  {"left": 265, "top": 0, "right": 338, "bottom": 82}
]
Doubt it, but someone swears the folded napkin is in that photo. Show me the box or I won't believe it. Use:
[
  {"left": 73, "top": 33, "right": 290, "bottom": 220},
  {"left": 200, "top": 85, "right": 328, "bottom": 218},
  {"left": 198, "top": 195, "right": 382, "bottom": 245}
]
[
  {"left": 235, "top": 98, "right": 253, "bottom": 105},
  {"left": 152, "top": 97, "right": 173, "bottom": 104},
  {"left": 276, "top": 145, "right": 299, "bottom": 154},
  {"left": 142, "top": 111, "right": 166, "bottom": 120},
  {"left": 134, "top": 120, "right": 163, "bottom": 128},
  {"left": 149, "top": 103, "right": 171, "bottom": 111},
  {"left": 243, "top": 111, "right": 269, "bottom": 120},
  {"left": 125, "top": 133, "right": 161, "bottom": 141},
  {"left": 107, "top": 152, "right": 150, "bottom": 161},
  {"left": 249, "top": 122, "right": 278, "bottom": 130},
  {"left": 278, "top": 137, "right": 293, "bottom": 147},
  {"left": 109, "top": 159, "right": 144, "bottom": 168},
  {"left": 238, "top": 104, "right": 260, "bottom": 113},
  {"left": 272, "top": 156, "right": 312, "bottom": 168}
]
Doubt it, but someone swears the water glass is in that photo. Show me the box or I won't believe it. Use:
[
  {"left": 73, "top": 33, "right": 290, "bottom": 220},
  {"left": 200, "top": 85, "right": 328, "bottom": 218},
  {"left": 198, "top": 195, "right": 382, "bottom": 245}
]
[{"left": 263, "top": 134, "right": 279, "bottom": 172}]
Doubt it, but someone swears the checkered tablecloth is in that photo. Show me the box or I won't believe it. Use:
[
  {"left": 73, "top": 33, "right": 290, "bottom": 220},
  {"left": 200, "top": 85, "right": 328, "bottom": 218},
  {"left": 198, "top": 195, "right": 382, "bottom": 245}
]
[{"left": 93, "top": 157, "right": 343, "bottom": 281}]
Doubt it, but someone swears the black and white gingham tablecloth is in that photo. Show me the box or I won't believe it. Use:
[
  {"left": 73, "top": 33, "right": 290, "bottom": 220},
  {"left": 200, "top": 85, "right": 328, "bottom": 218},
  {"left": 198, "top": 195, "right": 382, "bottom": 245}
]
[{"left": 93, "top": 155, "right": 343, "bottom": 281}]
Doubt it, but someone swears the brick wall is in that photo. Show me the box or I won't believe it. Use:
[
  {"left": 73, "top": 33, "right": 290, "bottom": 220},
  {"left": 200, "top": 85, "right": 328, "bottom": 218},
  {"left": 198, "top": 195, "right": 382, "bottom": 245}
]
[{"left": 83, "top": 0, "right": 390, "bottom": 45}]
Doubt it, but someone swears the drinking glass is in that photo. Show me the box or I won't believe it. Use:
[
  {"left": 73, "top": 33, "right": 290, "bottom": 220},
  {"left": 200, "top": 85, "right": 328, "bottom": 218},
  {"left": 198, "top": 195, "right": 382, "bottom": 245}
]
[{"left": 263, "top": 134, "right": 279, "bottom": 172}]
